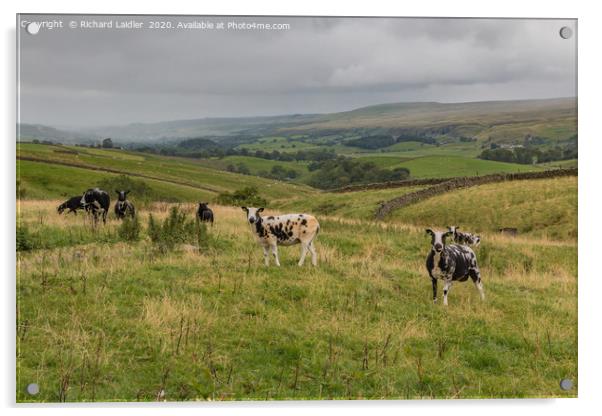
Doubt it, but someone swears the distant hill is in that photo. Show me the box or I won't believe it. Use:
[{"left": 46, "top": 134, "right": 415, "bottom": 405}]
[
  {"left": 17, "top": 97, "right": 576, "bottom": 144},
  {"left": 78, "top": 113, "right": 325, "bottom": 142},
  {"left": 18, "top": 124, "right": 98, "bottom": 144},
  {"left": 282, "top": 97, "right": 577, "bottom": 142}
]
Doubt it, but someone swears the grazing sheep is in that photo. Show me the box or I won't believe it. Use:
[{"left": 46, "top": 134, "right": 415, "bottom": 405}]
[
  {"left": 114, "top": 190, "right": 135, "bottom": 219},
  {"left": 196, "top": 202, "right": 214, "bottom": 225},
  {"left": 242, "top": 207, "right": 320, "bottom": 267},
  {"left": 425, "top": 229, "right": 485, "bottom": 305},
  {"left": 448, "top": 226, "right": 481, "bottom": 247},
  {"left": 57, "top": 196, "right": 85, "bottom": 215}
]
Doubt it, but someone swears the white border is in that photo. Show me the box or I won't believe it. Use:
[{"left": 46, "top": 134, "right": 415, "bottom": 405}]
[{"left": 3, "top": 1, "right": 601, "bottom": 415}]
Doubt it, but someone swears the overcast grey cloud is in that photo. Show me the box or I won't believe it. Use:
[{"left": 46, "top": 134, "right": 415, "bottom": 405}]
[{"left": 17, "top": 15, "right": 576, "bottom": 127}]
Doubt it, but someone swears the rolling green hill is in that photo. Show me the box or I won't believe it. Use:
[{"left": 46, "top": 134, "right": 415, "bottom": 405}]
[
  {"left": 17, "top": 143, "right": 316, "bottom": 202},
  {"left": 279, "top": 98, "right": 576, "bottom": 143},
  {"left": 386, "top": 176, "right": 577, "bottom": 240},
  {"left": 17, "top": 160, "right": 214, "bottom": 202},
  {"left": 19, "top": 98, "right": 576, "bottom": 147}
]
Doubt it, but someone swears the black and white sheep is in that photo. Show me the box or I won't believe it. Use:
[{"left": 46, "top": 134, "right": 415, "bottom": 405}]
[
  {"left": 425, "top": 229, "right": 485, "bottom": 305},
  {"left": 81, "top": 188, "right": 110, "bottom": 224},
  {"left": 114, "top": 190, "right": 135, "bottom": 219},
  {"left": 196, "top": 202, "right": 214, "bottom": 225},
  {"left": 242, "top": 207, "right": 320, "bottom": 267},
  {"left": 448, "top": 226, "right": 481, "bottom": 247}
]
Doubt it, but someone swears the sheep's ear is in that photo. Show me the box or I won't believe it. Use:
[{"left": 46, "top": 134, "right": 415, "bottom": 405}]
[
  {"left": 444, "top": 231, "right": 454, "bottom": 238},
  {"left": 115, "top": 190, "right": 120, "bottom": 194},
  {"left": 125, "top": 190, "right": 130, "bottom": 194},
  {"left": 257, "top": 207, "right": 264, "bottom": 213},
  {"left": 241, "top": 206, "right": 248, "bottom": 212},
  {"left": 425, "top": 229, "right": 434, "bottom": 235}
]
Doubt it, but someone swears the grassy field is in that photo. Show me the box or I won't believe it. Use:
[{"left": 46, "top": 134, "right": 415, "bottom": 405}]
[
  {"left": 386, "top": 176, "right": 577, "bottom": 241},
  {"left": 15, "top": 142, "right": 578, "bottom": 401},
  {"left": 538, "top": 159, "right": 578, "bottom": 169},
  {"left": 353, "top": 155, "right": 542, "bottom": 178},
  {"left": 17, "top": 160, "right": 214, "bottom": 202},
  {"left": 17, "top": 200, "right": 577, "bottom": 401}
]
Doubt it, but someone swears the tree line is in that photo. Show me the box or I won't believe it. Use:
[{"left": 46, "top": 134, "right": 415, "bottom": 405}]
[
  {"left": 307, "top": 157, "right": 410, "bottom": 189},
  {"left": 478, "top": 136, "right": 577, "bottom": 164}
]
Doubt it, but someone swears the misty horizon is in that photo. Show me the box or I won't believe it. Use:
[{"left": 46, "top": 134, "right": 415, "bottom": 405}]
[
  {"left": 18, "top": 15, "right": 576, "bottom": 128},
  {"left": 21, "top": 96, "right": 577, "bottom": 131}
]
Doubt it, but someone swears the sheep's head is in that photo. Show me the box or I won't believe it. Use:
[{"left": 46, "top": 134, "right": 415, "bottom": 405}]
[
  {"left": 426, "top": 229, "right": 453, "bottom": 253},
  {"left": 241, "top": 207, "right": 264, "bottom": 224},
  {"left": 115, "top": 190, "right": 130, "bottom": 201},
  {"left": 447, "top": 225, "right": 459, "bottom": 236}
]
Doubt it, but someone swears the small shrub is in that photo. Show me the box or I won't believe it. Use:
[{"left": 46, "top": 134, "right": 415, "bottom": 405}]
[
  {"left": 118, "top": 215, "right": 141, "bottom": 242},
  {"left": 147, "top": 206, "right": 196, "bottom": 253},
  {"left": 16, "top": 223, "right": 34, "bottom": 251},
  {"left": 216, "top": 186, "right": 268, "bottom": 207}
]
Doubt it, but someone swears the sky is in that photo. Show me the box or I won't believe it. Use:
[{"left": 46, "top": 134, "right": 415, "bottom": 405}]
[{"left": 18, "top": 15, "right": 577, "bottom": 128}]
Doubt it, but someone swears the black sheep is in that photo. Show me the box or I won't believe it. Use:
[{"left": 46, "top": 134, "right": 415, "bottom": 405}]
[
  {"left": 196, "top": 202, "right": 214, "bottom": 225},
  {"left": 57, "top": 196, "right": 85, "bottom": 215}
]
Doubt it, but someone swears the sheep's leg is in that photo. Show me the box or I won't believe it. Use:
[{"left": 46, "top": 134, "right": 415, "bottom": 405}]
[
  {"left": 431, "top": 277, "right": 438, "bottom": 303},
  {"left": 308, "top": 241, "right": 317, "bottom": 266},
  {"left": 470, "top": 268, "right": 485, "bottom": 301},
  {"left": 271, "top": 244, "right": 281, "bottom": 267},
  {"left": 262, "top": 246, "right": 270, "bottom": 266},
  {"left": 442, "top": 279, "right": 453, "bottom": 306},
  {"left": 298, "top": 243, "right": 308, "bottom": 266}
]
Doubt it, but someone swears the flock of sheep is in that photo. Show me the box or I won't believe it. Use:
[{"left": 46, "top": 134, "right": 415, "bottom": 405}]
[{"left": 57, "top": 187, "right": 484, "bottom": 305}]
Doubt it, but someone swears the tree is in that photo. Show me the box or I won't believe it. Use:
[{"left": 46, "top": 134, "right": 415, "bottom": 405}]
[
  {"left": 236, "top": 163, "right": 250, "bottom": 175},
  {"left": 102, "top": 138, "right": 114, "bottom": 148}
]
